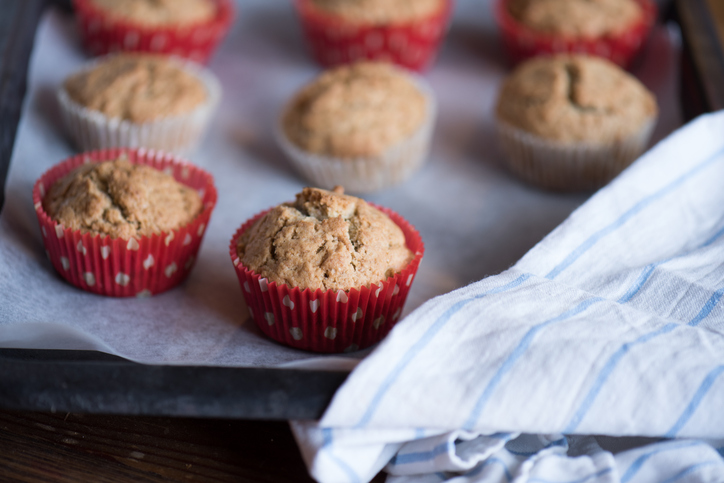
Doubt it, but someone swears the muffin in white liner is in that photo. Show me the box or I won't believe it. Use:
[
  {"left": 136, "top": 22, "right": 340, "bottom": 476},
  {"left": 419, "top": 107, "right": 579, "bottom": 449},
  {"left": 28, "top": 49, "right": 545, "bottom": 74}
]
[
  {"left": 276, "top": 63, "right": 437, "bottom": 193},
  {"left": 495, "top": 54, "right": 658, "bottom": 192},
  {"left": 496, "top": 117, "right": 656, "bottom": 191},
  {"left": 57, "top": 55, "right": 221, "bottom": 156}
]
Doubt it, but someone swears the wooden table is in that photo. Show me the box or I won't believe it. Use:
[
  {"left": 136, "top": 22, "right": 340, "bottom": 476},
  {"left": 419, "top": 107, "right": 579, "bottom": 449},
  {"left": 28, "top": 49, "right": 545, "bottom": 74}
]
[{"left": 0, "top": 410, "right": 324, "bottom": 482}]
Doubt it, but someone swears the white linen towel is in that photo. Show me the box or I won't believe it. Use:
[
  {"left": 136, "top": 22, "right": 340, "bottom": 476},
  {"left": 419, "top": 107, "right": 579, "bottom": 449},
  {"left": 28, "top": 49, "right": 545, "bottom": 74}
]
[{"left": 291, "top": 111, "right": 724, "bottom": 483}]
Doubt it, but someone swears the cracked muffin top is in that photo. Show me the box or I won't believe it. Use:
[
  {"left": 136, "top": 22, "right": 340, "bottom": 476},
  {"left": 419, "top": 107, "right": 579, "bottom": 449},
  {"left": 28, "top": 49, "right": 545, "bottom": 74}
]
[
  {"left": 495, "top": 55, "right": 657, "bottom": 144},
  {"left": 309, "top": 0, "right": 444, "bottom": 24},
  {"left": 44, "top": 158, "right": 202, "bottom": 240},
  {"left": 64, "top": 54, "right": 207, "bottom": 123},
  {"left": 88, "top": 0, "right": 216, "bottom": 27},
  {"left": 236, "top": 187, "right": 413, "bottom": 292},
  {"left": 506, "top": 0, "right": 643, "bottom": 38},
  {"left": 282, "top": 62, "right": 428, "bottom": 158}
]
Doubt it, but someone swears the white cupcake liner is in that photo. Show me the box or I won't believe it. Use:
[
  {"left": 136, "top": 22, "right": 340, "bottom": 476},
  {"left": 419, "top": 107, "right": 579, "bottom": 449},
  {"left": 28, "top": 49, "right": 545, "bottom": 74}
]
[
  {"left": 275, "top": 73, "right": 437, "bottom": 193},
  {"left": 57, "top": 56, "right": 221, "bottom": 156},
  {"left": 496, "top": 117, "right": 657, "bottom": 191}
]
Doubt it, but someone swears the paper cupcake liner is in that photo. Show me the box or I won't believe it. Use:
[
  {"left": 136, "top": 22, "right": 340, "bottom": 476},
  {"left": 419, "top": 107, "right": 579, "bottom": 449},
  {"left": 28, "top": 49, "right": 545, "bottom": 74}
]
[
  {"left": 72, "top": 0, "right": 235, "bottom": 64},
  {"left": 57, "top": 56, "right": 221, "bottom": 157},
  {"left": 276, "top": 73, "right": 436, "bottom": 194},
  {"left": 496, "top": 118, "right": 657, "bottom": 191},
  {"left": 229, "top": 207, "right": 424, "bottom": 353},
  {"left": 33, "top": 148, "right": 218, "bottom": 297},
  {"left": 494, "top": 0, "right": 657, "bottom": 68},
  {"left": 294, "top": 0, "right": 453, "bottom": 71}
]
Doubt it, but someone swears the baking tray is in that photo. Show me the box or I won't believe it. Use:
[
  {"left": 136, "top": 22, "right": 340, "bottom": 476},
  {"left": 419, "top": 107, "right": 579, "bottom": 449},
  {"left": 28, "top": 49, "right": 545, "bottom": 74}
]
[
  {"left": 0, "top": 0, "right": 708, "bottom": 420},
  {"left": 0, "top": 0, "right": 347, "bottom": 420}
]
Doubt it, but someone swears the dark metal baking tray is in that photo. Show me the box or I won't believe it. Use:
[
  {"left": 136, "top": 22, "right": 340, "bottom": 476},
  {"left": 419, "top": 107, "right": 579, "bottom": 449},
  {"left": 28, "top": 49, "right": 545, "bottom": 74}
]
[
  {"left": 1, "top": 0, "right": 720, "bottom": 420},
  {"left": 0, "top": 0, "right": 347, "bottom": 420}
]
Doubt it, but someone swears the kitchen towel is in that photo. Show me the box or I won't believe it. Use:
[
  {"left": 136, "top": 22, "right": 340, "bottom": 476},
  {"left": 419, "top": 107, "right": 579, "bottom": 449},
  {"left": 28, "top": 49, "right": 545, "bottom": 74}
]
[{"left": 291, "top": 111, "right": 724, "bottom": 482}]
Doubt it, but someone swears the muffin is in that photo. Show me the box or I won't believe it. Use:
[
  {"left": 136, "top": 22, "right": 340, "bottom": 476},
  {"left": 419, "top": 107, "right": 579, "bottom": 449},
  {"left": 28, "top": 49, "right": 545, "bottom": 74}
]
[
  {"left": 277, "top": 61, "right": 436, "bottom": 193},
  {"left": 44, "top": 159, "right": 202, "bottom": 240},
  {"left": 295, "top": 0, "right": 452, "bottom": 71},
  {"left": 495, "top": 54, "right": 658, "bottom": 191},
  {"left": 58, "top": 53, "right": 221, "bottom": 155},
  {"left": 494, "top": 0, "right": 656, "bottom": 68},
  {"left": 34, "top": 149, "right": 218, "bottom": 297},
  {"left": 73, "top": 0, "right": 235, "bottom": 63},
  {"left": 229, "top": 186, "right": 424, "bottom": 353}
]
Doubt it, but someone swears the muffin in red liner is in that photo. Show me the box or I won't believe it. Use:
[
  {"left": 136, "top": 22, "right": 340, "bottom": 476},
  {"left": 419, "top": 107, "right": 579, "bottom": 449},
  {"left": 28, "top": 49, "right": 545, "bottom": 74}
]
[
  {"left": 294, "top": 0, "right": 453, "bottom": 72},
  {"left": 73, "top": 0, "right": 235, "bottom": 64},
  {"left": 229, "top": 206, "right": 424, "bottom": 353},
  {"left": 494, "top": 0, "right": 657, "bottom": 68},
  {"left": 33, "top": 148, "right": 218, "bottom": 297}
]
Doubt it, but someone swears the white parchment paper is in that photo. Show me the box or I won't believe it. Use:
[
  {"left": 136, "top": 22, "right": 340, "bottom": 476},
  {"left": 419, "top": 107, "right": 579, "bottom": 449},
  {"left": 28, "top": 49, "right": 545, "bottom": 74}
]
[{"left": 0, "top": 0, "right": 681, "bottom": 368}]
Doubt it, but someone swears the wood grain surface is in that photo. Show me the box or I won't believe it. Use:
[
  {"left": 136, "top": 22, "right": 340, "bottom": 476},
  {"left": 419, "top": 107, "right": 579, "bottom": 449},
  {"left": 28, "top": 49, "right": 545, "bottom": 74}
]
[{"left": 0, "top": 410, "right": 329, "bottom": 482}]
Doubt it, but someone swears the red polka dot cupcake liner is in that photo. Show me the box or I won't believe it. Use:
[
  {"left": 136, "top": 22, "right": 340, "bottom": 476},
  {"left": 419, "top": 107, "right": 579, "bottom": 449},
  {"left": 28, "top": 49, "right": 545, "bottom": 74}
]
[
  {"left": 72, "top": 0, "right": 235, "bottom": 64},
  {"left": 294, "top": 0, "right": 453, "bottom": 72},
  {"left": 494, "top": 0, "right": 657, "bottom": 69},
  {"left": 229, "top": 207, "right": 424, "bottom": 353},
  {"left": 33, "top": 148, "right": 218, "bottom": 297}
]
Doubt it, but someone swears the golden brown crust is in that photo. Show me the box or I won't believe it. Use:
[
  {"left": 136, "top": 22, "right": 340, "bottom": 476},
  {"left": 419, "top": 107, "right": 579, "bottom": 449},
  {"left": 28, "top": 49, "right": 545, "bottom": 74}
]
[
  {"left": 495, "top": 55, "right": 657, "bottom": 144},
  {"left": 236, "top": 187, "right": 412, "bottom": 292},
  {"left": 282, "top": 62, "right": 427, "bottom": 159},
  {"left": 88, "top": 0, "right": 216, "bottom": 27},
  {"left": 309, "top": 0, "right": 444, "bottom": 24},
  {"left": 63, "top": 54, "right": 207, "bottom": 123},
  {"left": 507, "top": 0, "right": 642, "bottom": 38},
  {"left": 44, "top": 158, "right": 202, "bottom": 240}
]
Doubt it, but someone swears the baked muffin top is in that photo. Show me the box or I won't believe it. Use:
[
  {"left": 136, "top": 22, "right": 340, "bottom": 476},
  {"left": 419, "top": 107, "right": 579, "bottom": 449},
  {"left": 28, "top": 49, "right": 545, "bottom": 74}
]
[
  {"left": 44, "top": 158, "right": 202, "bottom": 240},
  {"left": 495, "top": 55, "right": 657, "bottom": 144},
  {"left": 309, "top": 0, "right": 444, "bottom": 24},
  {"left": 506, "top": 0, "right": 643, "bottom": 38},
  {"left": 63, "top": 54, "right": 207, "bottom": 123},
  {"left": 236, "top": 187, "right": 413, "bottom": 292},
  {"left": 283, "top": 62, "right": 428, "bottom": 158},
  {"left": 88, "top": 0, "right": 216, "bottom": 27}
]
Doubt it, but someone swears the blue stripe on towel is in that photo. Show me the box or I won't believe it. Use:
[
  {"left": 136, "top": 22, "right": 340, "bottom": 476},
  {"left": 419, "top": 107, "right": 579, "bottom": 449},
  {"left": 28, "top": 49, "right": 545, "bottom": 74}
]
[
  {"left": 563, "top": 323, "right": 678, "bottom": 433},
  {"left": 321, "top": 428, "right": 361, "bottom": 483},
  {"left": 688, "top": 288, "right": 724, "bottom": 327},
  {"left": 565, "top": 281, "right": 724, "bottom": 432},
  {"left": 545, "top": 147, "right": 724, "bottom": 280},
  {"left": 618, "top": 264, "right": 659, "bottom": 304},
  {"left": 618, "top": 224, "right": 724, "bottom": 304},
  {"left": 620, "top": 440, "right": 704, "bottom": 483},
  {"left": 354, "top": 274, "right": 532, "bottom": 428},
  {"left": 390, "top": 440, "right": 452, "bottom": 466},
  {"left": 462, "top": 298, "right": 603, "bottom": 431},
  {"left": 664, "top": 365, "right": 724, "bottom": 438},
  {"left": 658, "top": 461, "right": 722, "bottom": 483}
]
